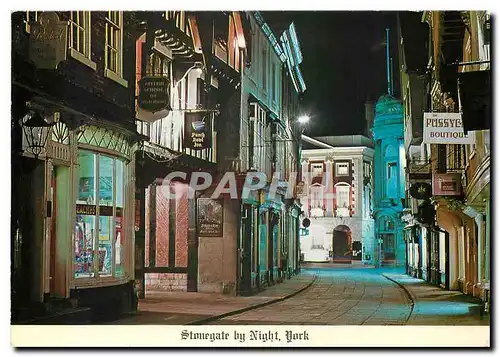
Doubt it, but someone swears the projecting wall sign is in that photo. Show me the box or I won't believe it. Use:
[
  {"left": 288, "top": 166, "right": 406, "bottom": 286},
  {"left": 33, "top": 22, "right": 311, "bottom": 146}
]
[
  {"left": 184, "top": 112, "right": 211, "bottom": 150},
  {"left": 423, "top": 112, "right": 475, "bottom": 144},
  {"left": 28, "top": 12, "right": 68, "bottom": 70},
  {"left": 138, "top": 76, "right": 170, "bottom": 112}
]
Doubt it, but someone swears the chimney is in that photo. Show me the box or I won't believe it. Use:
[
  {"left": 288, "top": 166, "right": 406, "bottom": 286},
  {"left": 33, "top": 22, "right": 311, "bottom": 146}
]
[{"left": 365, "top": 101, "right": 375, "bottom": 138}]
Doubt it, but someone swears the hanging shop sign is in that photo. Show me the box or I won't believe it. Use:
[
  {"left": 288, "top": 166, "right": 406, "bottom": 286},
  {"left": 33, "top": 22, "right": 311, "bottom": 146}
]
[
  {"left": 184, "top": 112, "right": 211, "bottom": 150},
  {"left": 197, "top": 198, "right": 223, "bottom": 237},
  {"left": 423, "top": 112, "right": 475, "bottom": 144},
  {"left": 409, "top": 182, "right": 432, "bottom": 200},
  {"left": 296, "top": 181, "right": 305, "bottom": 196},
  {"left": 28, "top": 12, "right": 68, "bottom": 70},
  {"left": 432, "top": 173, "right": 463, "bottom": 196},
  {"left": 138, "top": 76, "right": 170, "bottom": 112}
]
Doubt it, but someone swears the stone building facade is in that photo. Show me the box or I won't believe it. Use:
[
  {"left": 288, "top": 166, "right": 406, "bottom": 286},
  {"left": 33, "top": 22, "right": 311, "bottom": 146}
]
[{"left": 299, "top": 135, "right": 375, "bottom": 264}]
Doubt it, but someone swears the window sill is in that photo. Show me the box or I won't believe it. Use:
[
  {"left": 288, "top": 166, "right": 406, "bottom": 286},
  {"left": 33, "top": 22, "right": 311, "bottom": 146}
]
[
  {"left": 71, "top": 275, "right": 130, "bottom": 289},
  {"left": 105, "top": 68, "right": 128, "bottom": 88},
  {"left": 69, "top": 48, "right": 97, "bottom": 71}
]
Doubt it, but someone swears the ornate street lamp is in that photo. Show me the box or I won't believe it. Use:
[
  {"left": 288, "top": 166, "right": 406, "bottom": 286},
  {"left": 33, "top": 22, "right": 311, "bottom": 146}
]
[{"left": 21, "top": 111, "right": 54, "bottom": 159}]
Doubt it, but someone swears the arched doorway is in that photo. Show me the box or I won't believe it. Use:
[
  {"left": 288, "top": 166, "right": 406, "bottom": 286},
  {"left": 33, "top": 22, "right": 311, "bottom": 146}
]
[
  {"left": 332, "top": 225, "right": 352, "bottom": 263},
  {"left": 377, "top": 216, "right": 396, "bottom": 265}
]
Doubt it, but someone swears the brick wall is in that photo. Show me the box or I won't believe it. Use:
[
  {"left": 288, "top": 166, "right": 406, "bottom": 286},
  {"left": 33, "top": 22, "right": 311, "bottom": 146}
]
[{"left": 145, "top": 273, "right": 187, "bottom": 291}]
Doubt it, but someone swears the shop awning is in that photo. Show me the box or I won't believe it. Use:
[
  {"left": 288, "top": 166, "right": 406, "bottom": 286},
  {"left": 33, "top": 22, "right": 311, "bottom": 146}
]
[{"left": 458, "top": 69, "right": 491, "bottom": 133}]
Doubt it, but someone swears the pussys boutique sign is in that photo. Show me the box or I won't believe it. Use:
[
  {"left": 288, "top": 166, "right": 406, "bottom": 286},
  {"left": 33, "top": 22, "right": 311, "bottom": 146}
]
[
  {"left": 184, "top": 112, "right": 211, "bottom": 150},
  {"left": 423, "top": 112, "right": 475, "bottom": 144}
]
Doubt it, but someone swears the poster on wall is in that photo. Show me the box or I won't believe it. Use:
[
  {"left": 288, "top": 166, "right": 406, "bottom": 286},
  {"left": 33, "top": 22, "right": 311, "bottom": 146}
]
[
  {"left": 197, "top": 198, "right": 223, "bottom": 236},
  {"left": 422, "top": 112, "right": 475, "bottom": 144}
]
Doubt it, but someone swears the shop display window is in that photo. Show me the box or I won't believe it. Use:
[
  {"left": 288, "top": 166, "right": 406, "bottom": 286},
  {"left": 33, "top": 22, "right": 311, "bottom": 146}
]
[{"left": 75, "top": 150, "right": 126, "bottom": 279}]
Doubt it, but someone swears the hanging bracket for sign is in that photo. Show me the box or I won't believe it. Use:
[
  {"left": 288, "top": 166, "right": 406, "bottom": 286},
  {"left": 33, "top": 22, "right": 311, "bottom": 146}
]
[
  {"left": 172, "top": 108, "right": 220, "bottom": 115},
  {"left": 447, "top": 60, "right": 491, "bottom": 67}
]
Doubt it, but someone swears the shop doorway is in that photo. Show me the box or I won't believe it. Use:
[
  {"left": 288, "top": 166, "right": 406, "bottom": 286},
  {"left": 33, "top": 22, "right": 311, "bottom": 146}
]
[
  {"left": 332, "top": 225, "right": 352, "bottom": 263},
  {"left": 137, "top": 182, "right": 197, "bottom": 296},
  {"left": 49, "top": 165, "right": 71, "bottom": 299},
  {"left": 238, "top": 205, "right": 253, "bottom": 295}
]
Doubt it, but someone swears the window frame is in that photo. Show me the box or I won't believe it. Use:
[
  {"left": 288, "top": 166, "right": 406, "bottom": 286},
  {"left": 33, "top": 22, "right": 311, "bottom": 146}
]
[
  {"left": 68, "top": 11, "right": 97, "bottom": 70},
  {"left": 104, "top": 11, "right": 128, "bottom": 87},
  {"left": 262, "top": 48, "right": 267, "bottom": 92},
  {"left": 24, "top": 11, "right": 38, "bottom": 33},
  {"left": 74, "top": 150, "right": 127, "bottom": 281},
  {"left": 335, "top": 162, "right": 349, "bottom": 176}
]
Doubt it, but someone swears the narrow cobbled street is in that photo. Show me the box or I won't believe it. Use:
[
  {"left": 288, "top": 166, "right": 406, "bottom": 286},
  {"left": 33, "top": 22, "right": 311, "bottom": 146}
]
[
  {"left": 208, "top": 267, "right": 489, "bottom": 326},
  {"left": 209, "top": 268, "right": 411, "bottom": 325},
  {"left": 111, "top": 266, "right": 489, "bottom": 326}
]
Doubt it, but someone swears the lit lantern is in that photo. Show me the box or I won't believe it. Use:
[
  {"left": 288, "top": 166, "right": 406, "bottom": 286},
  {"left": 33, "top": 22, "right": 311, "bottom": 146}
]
[{"left": 21, "top": 111, "right": 54, "bottom": 158}]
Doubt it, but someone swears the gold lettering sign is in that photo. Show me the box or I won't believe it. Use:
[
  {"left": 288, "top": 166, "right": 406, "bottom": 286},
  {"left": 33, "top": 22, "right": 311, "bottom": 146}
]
[
  {"left": 184, "top": 112, "right": 211, "bottom": 150},
  {"left": 197, "top": 198, "right": 223, "bottom": 237},
  {"left": 28, "top": 12, "right": 68, "bottom": 69},
  {"left": 138, "top": 76, "right": 170, "bottom": 112},
  {"left": 76, "top": 204, "right": 96, "bottom": 216}
]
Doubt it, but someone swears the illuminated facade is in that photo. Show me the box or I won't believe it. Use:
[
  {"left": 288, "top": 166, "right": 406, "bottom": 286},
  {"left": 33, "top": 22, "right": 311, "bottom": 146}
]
[
  {"left": 238, "top": 13, "right": 306, "bottom": 294},
  {"left": 299, "top": 135, "right": 375, "bottom": 264},
  {"left": 398, "top": 11, "right": 490, "bottom": 312},
  {"left": 372, "top": 95, "right": 406, "bottom": 267}
]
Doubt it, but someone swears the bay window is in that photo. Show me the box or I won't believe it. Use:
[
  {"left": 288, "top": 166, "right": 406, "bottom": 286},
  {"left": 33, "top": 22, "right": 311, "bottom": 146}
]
[{"left": 75, "top": 150, "right": 126, "bottom": 279}]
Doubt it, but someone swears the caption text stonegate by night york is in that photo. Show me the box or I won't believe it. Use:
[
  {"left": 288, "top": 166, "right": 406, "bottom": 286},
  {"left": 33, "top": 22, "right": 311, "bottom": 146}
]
[{"left": 181, "top": 329, "right": 309, "bottom": 343}]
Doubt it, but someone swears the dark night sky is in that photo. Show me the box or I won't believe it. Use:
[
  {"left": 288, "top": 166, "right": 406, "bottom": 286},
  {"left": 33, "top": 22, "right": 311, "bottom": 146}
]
[{"left": 263, "top": 11, "right": 401, "bottom": 137}]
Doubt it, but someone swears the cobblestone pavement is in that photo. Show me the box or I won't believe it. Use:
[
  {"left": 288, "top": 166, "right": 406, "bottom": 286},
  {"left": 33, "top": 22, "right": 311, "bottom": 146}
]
[
  {"left": 110, "top": 266, "right": 490, "bottom": 326},
  {"left": 209, "top": 268, "right": 490, "bottom": 326},
  {"left": 109, "top": 274, "right": 315, "bottom": 325},
  {"left": 383, "top": 273, "right": 490, "bottom": 326}
]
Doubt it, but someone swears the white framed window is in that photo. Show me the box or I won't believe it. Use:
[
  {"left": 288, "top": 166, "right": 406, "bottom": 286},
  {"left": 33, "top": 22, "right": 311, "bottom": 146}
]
[
  {"left": 105, "top": 11, "right": 128, "bottom": 87},
  {"left": 311, "top": 163, "right": 323, "bottom": 178},
  {"left": 336, "top": 162, "right": 349, "bottom": 176},
  {"left": 69, "top": 11, "right": 96, "bottom": 70},
  {"left": 262, "top": 48, "right": 267, "bottom": 92},
  {"left": 483, "top": 130, "right": 490, "bottom": 155},
  {"left": 271, "top": 62, "right": 276, "bottom": 102},
  {"left": 336, "top": 184, "right": 350, "bottom": 217}
]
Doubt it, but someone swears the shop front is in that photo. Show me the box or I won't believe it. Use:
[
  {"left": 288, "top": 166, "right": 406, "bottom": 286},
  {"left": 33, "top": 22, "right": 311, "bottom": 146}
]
[
  {"left": 70, "top": 125, "right": 139, "bottom": 321},
  {"left": 404, "top": 225, "right": 422, "bottom": 278},
  {"left": 12, "top": 119, "right": 140, "bottom": 323}
]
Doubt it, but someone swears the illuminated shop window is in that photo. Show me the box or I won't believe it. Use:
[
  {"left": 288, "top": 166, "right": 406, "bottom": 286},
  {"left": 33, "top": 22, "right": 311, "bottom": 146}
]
[{"left": 75, "top": 150, "right": 126, "bottom": 279}]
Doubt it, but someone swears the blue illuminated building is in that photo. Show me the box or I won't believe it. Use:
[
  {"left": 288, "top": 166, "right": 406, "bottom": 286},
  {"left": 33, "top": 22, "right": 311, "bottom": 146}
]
[{"left": 372, "top": 95, "right": 406, "bottom": 266}]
